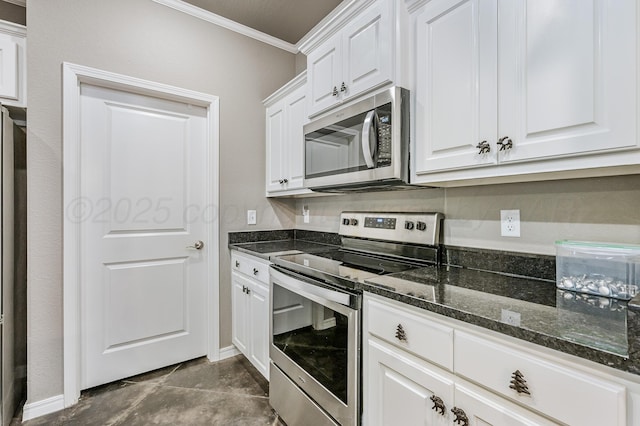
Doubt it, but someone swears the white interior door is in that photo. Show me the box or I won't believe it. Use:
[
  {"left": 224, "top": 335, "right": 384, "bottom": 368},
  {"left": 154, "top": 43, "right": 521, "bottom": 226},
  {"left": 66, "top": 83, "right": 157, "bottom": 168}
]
[{"left": 79, "top": 84, "right": 209, "bottom": 389}]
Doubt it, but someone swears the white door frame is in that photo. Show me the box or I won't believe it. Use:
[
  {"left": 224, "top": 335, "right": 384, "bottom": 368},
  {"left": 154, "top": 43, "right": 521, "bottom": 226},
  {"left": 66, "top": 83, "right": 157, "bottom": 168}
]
[{"left": 62, "top": 62, "right": 220, "bottom": 407}]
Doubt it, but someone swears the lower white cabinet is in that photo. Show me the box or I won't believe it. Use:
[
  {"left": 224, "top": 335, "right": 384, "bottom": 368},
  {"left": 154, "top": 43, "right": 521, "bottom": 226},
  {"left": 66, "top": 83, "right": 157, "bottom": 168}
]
[
  {"left": 231, "top": 251, "right": 270, "bottom": 380},
  {"left": 363, "top": 293, "right": 634, "bottom": 426},
  {"left": 365, "top": 338, "right": 453, "bottom": 426}
]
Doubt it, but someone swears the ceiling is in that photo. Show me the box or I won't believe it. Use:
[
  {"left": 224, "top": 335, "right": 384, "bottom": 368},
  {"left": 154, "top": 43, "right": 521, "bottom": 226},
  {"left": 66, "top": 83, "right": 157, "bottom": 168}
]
[{"left": 181, "top": 0, "right": 343, "bottom": 44}]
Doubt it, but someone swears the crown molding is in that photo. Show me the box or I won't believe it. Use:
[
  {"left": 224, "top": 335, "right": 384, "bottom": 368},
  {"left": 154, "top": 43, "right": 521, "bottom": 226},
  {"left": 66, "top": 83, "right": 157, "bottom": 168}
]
[
  {"left": 296, "top": 0, "right": 375, "bottom": 55},
  {"left": 0, "top": 19, "right": 26, "bottom": 36},
  {"left": 1, "top": 0, "right": 26, "bottom": 8},
  {"left": 262, "top": 70, "right": 307, "bottom": 105},
  {"left": 152, "top": 0, "right": 298, "bottom": 53}
]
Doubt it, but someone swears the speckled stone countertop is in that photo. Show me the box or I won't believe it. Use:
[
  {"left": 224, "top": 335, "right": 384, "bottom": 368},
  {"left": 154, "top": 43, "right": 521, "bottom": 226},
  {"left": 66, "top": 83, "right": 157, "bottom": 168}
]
[{"left": 228, "top": 231, "right": 640, "bottom": 376}]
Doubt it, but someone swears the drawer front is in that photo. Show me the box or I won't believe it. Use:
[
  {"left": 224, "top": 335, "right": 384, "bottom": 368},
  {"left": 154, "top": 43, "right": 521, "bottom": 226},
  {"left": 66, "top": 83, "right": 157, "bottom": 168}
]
[
  {"left": 454, "top": 331, "right": 626, "bottom": 426},
  {"left": 366, "top": 297, "right": 454, "bottom": 371},
  {"left": 231, "top": 251, "right": 270, "bottom": 284}
]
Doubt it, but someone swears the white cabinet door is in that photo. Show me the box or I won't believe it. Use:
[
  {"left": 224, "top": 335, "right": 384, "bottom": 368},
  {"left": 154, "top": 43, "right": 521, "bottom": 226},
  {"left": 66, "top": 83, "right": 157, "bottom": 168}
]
[
  {"left": 413, "top": 0, "right": 638, "bottom": 183},
  {"left": 306, "top": 0, "right": 397, "bottom": 117},
  {"left": 307, "top": 34, "right": 342, "bottom": 116},
  {"left": 497, "top": 0, "right": 637, "bottom": 164},
  {"left": 265, "top": 101, "right": 286, "bottom": 193},
  {"left": 248, "top": 281, "right": 270, "bottom": 380},
  {"left": 414, "top": 0, "right": 498, "bottom": 174},
  {"left": 231, "top": 271, "right": 250, "bottom": 356},
  {"left": 341, "top": 0, "right": 393, "bottom": 101},
  {"left": 365, "top": 338, "right": 453, "bottom": 426},
  {"left": 453, "top": 381, "right": 556, "bottom": 426},
  {"left": 284, "top": 85, "right": 307, "bottom": 190}
]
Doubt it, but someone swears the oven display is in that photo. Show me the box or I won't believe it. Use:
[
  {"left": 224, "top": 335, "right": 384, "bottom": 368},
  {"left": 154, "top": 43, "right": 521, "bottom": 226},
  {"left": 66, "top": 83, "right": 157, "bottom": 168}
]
[{"left": 364, "top": 217, "right": 396, "bottom": 229}]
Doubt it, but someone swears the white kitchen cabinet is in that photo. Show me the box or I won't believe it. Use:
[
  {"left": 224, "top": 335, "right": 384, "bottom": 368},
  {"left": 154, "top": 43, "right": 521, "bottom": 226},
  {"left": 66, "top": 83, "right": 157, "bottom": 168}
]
[
  {"left": 364, "top": 338, "right": 453, "bottom": 426},
  {"left": 264, "top": 72, "right": 311, "bottom": 196},
  {"left": 305, "top": 0, "right": 396, "bottom": 117},
  {"left": 0, "top": 20, "right": 26, "bottom": 107},
  {"left": 363, "top": 293, "right": 633, "bottom": 426},
  {"left": 412, "top": 0, "right": 639, "bottom": 185},
  {"left": 231, "top": 251, "right": 270, "bottom": 380}
]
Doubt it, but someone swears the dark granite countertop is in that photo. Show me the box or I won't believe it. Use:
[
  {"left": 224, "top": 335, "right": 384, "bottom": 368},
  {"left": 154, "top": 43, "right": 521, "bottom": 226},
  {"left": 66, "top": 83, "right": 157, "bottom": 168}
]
[
  {"left": 228, "top": 230, "right": 640, "bottom": 376},
  {"left": 230, "top": 239, "right": 338, "bottom": 261}
]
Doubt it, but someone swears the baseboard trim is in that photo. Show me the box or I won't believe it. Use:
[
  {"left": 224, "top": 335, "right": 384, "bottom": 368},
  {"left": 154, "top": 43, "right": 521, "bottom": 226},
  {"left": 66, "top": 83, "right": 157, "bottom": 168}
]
[
  {"left": 22, "top": 394, "right": 65, "bottom": 421},
  {"left": 218, "top": 345, "right": 241, "bottom": 360}
]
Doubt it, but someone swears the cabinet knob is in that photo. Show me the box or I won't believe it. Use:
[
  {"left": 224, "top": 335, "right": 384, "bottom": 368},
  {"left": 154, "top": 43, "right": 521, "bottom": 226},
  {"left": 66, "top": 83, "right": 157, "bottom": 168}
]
[
  {"left": 332, "top": 86, "right": 339, "bottom": 96},
  {"left": 476, "top": 140, "right": 491, "bottom": 154},
  {"left": 395, "top": 324, "right": 407, "bottom": 342},
  {"left": 253, "top": 267, "right": 259, "bottom": 276},
  {"left": 235, "top": 260, "right": 240, "bottom": 268},
  {"left": 340, "top": 82, "right": 347, "bottom": 92},
  {"left": 451, "top": 407, "right": 469, "bottom": 426},
  {"left": 242, "top": 285, "right": 247, "bottom": 293},
  {"left": 509, "top": 369, "right": 531, "bottom": 395},
  {"left": 279, "top": 179, "right": 284, "bottom": 184},
  {"left": 430, "top": 395, "right": 445, "bottom": 415},
  {"left": 283, "top": 178, "right": 289, "bottom": 183},
  {"left": 497, "top": 136, "right": 513, "bottom": 151}
]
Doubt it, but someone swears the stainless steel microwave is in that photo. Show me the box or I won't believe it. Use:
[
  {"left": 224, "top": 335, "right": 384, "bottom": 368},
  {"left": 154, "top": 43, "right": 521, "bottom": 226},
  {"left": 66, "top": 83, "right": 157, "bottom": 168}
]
[{"left": 303, "top": 87, "right": 411, "bottom": 192}]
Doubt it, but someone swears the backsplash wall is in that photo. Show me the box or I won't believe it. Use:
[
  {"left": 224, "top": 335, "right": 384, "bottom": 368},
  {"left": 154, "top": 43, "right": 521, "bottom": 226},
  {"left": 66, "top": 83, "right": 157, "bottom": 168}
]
[{"left": 293, "top": 175, "right": 640, "bottom": 255}]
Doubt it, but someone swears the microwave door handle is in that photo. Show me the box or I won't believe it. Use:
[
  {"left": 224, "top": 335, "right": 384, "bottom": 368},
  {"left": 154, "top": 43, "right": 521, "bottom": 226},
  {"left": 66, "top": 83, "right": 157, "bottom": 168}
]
[{"left": 361, "top": 110, "right": 376, "bottom": 169}]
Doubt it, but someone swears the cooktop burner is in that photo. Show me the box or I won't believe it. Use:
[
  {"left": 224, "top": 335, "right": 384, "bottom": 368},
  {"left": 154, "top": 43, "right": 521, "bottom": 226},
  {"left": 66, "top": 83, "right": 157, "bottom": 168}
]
[{"left": 271, "top": 212, "right": 444, "bottom": 291}]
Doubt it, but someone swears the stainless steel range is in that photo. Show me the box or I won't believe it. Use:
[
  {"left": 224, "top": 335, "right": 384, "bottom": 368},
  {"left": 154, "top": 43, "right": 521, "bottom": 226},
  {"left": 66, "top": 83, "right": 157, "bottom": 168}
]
[{"left": 269, "top": 212, "right": 444, "bottom": 426}]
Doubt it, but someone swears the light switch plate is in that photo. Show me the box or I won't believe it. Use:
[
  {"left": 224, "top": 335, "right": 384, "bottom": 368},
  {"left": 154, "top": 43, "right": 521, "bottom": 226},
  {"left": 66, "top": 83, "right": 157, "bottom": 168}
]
[{"left": 247, "top": 210, "right": 257, "bottom": 225}]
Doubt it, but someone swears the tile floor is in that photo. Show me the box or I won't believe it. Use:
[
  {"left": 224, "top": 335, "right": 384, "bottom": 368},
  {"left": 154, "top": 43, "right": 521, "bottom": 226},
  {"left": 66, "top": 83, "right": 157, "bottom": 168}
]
[{"left": 12, "top": 355, "right": 285, "bottom": 426}]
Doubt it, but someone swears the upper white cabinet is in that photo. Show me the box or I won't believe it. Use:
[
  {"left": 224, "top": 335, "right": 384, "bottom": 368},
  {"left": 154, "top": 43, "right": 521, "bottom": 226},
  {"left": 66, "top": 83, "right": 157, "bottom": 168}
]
[
  {"left": 303, "top": 0, "right": 405, "bottom": 117},
  {"left": 0, "top": 20, "right": 26, "bottom": 107},
  {"left": 412, "top": 0, "right": 639, "bottom": 185},
  {"left": 264, "top": 72, "right": 312, "bottom": 196}
]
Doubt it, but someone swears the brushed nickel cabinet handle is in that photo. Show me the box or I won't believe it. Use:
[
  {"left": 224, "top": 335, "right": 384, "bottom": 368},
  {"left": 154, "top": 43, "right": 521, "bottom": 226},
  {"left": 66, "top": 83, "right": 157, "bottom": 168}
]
[
  {"left": 509, "top": 369, "right": 531, "bottom": 395},
  {"left": 395, "top": 324, "right": 407, "bottom": 342},
  {"left": 476, "top": 140, "right": 490, "bottom": 154},
  {"left": 451, "top": 407, "right": 469, "bottom": 426},
  {"left": 430, "top": 395, "right": 445, "bottom": 415},
  {"left": 497, "top": 136, "right": 513, "bottom": 151}
]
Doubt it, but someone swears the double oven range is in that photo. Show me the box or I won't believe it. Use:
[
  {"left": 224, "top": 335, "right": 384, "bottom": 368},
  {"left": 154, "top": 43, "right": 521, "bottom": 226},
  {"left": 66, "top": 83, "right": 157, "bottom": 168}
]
[{"left": 269, "top": 212, "right": 443, "bottom": 426}]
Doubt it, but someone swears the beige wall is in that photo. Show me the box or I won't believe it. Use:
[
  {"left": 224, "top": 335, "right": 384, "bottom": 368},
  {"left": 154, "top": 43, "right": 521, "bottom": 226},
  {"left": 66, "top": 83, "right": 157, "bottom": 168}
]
[
  {"left": 294, "top": 175, "right": 640, "bottom": 255},
  {"left": 27, "top": 0, "right": 296, "bottom": 403}
]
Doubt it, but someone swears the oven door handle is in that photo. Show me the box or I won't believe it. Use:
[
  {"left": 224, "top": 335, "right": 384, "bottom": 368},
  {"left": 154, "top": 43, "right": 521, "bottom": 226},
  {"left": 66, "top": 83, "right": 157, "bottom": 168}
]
[
  {"left": 270, "top": 266, "right": 358, "bottom": 312},
  {"left": 361, "top": 110, "right": 377, "bottom": 169}
]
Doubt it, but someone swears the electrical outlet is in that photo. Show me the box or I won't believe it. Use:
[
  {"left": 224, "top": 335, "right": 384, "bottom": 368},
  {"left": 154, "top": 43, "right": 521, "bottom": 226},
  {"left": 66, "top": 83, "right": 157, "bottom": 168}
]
[
  {"left": 302, "top": 205, "right": 310, "bottom": 224},
  {"left": 247, "top": 210, "right": 257, "bottom": 225},
  {"left": 500, "top": 209, "right": 520, "bottom": 237},
  {"left": 501, "top": 309, "right": 521, "bottom": 326}
]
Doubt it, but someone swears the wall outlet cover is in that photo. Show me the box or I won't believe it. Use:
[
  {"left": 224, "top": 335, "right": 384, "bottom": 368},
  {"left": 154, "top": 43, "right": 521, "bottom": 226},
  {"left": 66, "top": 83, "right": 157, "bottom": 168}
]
[
  {"left": 500, "top": 209, "right": 520, "bottom": 237},
  {"left": 247, "top": 209, "right": 257, "bottom": 225}
]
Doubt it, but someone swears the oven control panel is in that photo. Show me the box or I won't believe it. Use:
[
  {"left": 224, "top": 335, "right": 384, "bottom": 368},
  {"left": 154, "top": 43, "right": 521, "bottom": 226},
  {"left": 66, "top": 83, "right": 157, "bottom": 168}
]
[
  {"left": 364, "top": 217, "right": 397, "bottom": 229},
  {"left": 339, "top": 212, "right": 443, "bottom": 245}
]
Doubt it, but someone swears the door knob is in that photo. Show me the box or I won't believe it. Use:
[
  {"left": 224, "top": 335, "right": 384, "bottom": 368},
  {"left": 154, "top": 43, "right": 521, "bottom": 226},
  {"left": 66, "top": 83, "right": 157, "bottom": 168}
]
[{"left": 186, "top": 240, "right": 204, "bottom": 250}]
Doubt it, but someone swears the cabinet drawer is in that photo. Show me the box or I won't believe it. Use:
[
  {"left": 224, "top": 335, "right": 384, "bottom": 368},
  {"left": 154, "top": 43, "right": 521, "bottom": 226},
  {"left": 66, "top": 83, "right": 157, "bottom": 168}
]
[
  {"left": 454, "top": 331, "right": 626, "bottom": 426},
  {"left": 231, "top": 251, "right": 270, "bottom": 284},
  {"left": 366, "top": 297, "right": 453, "bottom": 371}
]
